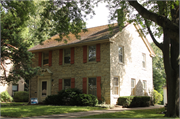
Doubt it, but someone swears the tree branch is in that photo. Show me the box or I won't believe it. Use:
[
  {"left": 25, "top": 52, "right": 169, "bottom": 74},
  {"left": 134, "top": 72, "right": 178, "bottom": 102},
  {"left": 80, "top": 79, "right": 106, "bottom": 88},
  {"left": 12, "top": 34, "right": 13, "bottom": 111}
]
[
  {"left": 128, "top": 1, "right": 179, "bottom": 42},
  {"left": 1, "top": 62, "right": 7, "bottom": 79},
  {"left": 144, "top": 19, "right": 163, "bottom": 50}
]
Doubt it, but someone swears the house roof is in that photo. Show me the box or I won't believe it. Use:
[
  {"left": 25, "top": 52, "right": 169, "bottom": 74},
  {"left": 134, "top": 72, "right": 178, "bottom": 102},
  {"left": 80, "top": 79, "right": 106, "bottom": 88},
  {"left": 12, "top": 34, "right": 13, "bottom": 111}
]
[
  {"left": 29, "top": 23, "right": 120, "bottom": 52},
  {"left": 29, "top": 23, "right": 155, "bottom": 57}
]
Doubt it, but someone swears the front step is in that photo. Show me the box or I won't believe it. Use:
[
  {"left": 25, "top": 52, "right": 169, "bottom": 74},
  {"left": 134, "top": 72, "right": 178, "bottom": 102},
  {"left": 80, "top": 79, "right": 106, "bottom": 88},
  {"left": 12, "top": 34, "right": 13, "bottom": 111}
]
[{"left": 114, "top": 105, "right": 123, "bottom": 108}]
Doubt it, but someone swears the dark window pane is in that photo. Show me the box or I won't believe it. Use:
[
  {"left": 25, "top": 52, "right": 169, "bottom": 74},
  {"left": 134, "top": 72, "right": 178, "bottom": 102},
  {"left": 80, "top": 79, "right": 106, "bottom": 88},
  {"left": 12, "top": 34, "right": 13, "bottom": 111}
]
[
  {"left": 43, "top": 52, "right": 49, "bottom": 65},
  {"left": 42, "top": 81, "right": 47, "bottom": 96},
  {"left": 64, "top": 57, "right": 70, "bottom": 63},
  {"left": 43, "top": 59, "right": 49, "bottom": 65},
  {"left": 88, "top": 78, "right": 97, "bottom": 96},
  {"left": 64, "top": 79, "right": 71, "bottom": 90},
  {"left": 64, "top": 49, "right": 71, "bottom": 63},
  {"left": 89, "top": 46, "right": 96, "bottom": 62}
]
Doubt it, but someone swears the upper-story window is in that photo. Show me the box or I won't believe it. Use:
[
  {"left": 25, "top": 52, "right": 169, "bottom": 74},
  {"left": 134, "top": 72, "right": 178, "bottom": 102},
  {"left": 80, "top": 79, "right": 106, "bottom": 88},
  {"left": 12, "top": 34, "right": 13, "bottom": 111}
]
[
  {"left": 64, "top": 48, "right": 71, "bottom": 64},
  {"left": 142, "top": 53, "right": 146, "bottom": 68},
  {"left": 118, "top": 46, "right": 123, "bottom": 63},
  {"left": 88, "top": 45, "right": 96, "bottom": 62},
  {"left": 112, "top": 77, "right": 119, "bottom": 95},
  {"left": 43, "top": 52, "right": 49, "bottom": 65}
]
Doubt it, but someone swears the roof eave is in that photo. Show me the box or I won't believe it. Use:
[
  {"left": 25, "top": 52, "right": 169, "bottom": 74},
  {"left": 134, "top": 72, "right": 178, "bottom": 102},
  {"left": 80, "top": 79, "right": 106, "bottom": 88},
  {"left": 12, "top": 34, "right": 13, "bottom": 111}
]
[{"left": 29, "top": 38, "right": 110, "bottom": 53}]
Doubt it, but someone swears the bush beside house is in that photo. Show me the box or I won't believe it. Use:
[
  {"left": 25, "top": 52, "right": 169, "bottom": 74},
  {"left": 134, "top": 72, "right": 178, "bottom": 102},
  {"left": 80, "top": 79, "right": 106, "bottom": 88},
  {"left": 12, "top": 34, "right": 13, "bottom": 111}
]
[
  {"left": 44, "top": 88, "right": 98, "bottom": 106},
  {"left": 0, "top": 91, "right": 13, "bottom": 102},
  {"left": 13, "top": 91, "right": 29, "bottom": 102},
  {"left": 118, "top": 96, "right": 151, "bottom": 107}
]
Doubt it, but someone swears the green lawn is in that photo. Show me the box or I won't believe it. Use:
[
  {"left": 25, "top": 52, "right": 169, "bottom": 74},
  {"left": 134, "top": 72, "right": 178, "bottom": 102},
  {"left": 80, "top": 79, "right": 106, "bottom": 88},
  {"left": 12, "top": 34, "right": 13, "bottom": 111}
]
[
  {"left": 1, "top": 105, "right": 106, "bottom": 118},
  {"left": 81, "top": 108, "right": 168, "bottom": 118},
  {"left": 1, "top": 102, "right": 28, "bottom": 106}
]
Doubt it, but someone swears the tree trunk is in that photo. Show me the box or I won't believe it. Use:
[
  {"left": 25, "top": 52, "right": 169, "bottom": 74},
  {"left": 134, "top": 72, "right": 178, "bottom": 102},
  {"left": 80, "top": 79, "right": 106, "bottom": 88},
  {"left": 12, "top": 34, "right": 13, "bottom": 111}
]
[{"left": 162, "top": 29, "right": 179, "bottom": 117}]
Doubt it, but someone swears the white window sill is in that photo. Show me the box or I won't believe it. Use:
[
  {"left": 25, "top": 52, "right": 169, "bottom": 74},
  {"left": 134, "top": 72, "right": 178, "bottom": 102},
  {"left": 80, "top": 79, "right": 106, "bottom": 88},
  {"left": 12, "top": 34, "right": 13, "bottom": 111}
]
[{"left": 118, "top": 62, "right": 124, "bottom": 65}]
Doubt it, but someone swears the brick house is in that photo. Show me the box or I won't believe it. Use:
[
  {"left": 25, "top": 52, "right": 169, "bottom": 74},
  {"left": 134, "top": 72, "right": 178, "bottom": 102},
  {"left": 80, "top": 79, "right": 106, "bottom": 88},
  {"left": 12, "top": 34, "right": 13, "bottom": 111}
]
[{"left": 29, "top": 23, "right": 155, "bottom": 105}]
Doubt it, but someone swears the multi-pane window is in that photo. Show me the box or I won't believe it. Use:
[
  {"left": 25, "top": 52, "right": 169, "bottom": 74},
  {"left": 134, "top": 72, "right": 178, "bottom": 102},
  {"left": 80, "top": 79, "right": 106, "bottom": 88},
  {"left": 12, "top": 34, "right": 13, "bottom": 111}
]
[
  {"left": 88, "top": 45, "right": 96, "bottom": 62},
  {"left": 131, "top": 79, "right": 136, "bottom": 95},
  {"left": 118, "top": 46, "right": 123, "bottom": 63},
  {"left": 88, "top": 78, "right": 97, "bottom": 96},
  {"left": 12, "top": 84, "right": 18, "bottom": 97},
  {"left": 64, "top": 49, "right": 71, "bottom": 64},
  {"left": 142, "top": 53, "right": 146, "bottom": 68},
  {"left": 113, "top": 77, "right": 119, "bottom": 95},
  {"left": 64, "top": 79, "right": 71, "bottom": 90},
  {"left": 43, "top": 52, "right": 49, "bottom": 65},
  {"left": 143, "top": 80, "right": 147, "bottom": 95}
]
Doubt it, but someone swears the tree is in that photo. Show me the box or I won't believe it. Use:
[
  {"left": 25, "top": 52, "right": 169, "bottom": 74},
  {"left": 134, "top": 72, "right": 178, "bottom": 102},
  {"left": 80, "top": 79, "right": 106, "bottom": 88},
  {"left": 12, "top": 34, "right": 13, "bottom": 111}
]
[
  {"left": 0, "top": 0, "right": 89, "bottom": 83},
  {"left": 151, "top": 43, "right": 166, "bottom": 95},
  {"left": 95, "top": 0, "right": 179, "bottom": 117}
]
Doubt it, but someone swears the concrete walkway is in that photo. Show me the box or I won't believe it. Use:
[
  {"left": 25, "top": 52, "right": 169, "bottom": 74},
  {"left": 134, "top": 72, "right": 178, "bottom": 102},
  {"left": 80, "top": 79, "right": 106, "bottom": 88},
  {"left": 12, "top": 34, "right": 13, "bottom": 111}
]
[{"left": 0, "top": 105, "right": 164, "bottom": 119}]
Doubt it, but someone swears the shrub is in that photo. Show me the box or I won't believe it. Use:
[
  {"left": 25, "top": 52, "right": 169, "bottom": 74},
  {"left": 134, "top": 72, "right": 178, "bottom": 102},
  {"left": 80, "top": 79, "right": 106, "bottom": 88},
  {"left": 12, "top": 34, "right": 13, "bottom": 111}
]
[
  {"left": 77, "top": 94, "right": 98, "bottom": 106},
  {"left": 0, "top": 91, "right": 13, "bottom": 102},
  {"left": 118, "top": 96, "right": 150, "bottom": 107},
  {"left": 153, "top": 90, "right": 163, "bottom": 104},
  {"left": 117, "top": 96, "right": 134, "bottom": 107},
  {"left": 13, "top": 91, "right": 29, "bottom": 102},
  {"left": 44, "top": 88, "right": 98, "bottom": 106},
  {"left": 44, "top": 88, "right": 83, "bottom": 105}
]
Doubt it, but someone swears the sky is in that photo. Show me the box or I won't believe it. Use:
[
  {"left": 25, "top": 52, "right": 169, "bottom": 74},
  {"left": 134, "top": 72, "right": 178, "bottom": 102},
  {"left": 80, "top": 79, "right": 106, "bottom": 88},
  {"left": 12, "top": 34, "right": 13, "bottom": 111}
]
[{"left": 84, "top": 3, "right": 163, "bottom": 43}]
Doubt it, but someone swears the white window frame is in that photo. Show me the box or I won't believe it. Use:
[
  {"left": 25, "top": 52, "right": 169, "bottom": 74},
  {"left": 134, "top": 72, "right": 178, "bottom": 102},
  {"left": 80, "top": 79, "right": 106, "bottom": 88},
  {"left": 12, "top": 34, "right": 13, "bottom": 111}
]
[
  {"left": 142, "top": 53, "right": 146, "bottom": 69},
  {"left": 118, "top": 46, "right": 124, "bottom": 63},
  {"left": 112, "top": 77, "right": 119, "bottom": 95},
  {"left": 88, "top": 45, "right": 96, "bottom": 62},
  {"left": 131, "top": 79, "right": 136, "bottom": 96},
  {"left": 143, "top": 80, "right": 147, "bottom": 95}
]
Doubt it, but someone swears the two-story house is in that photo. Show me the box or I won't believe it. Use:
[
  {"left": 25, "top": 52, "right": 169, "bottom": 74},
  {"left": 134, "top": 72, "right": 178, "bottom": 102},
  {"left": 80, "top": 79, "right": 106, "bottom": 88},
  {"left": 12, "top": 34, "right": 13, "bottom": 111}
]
[{"left": 28, "top": 23, "right": 155, "bottom": 105}]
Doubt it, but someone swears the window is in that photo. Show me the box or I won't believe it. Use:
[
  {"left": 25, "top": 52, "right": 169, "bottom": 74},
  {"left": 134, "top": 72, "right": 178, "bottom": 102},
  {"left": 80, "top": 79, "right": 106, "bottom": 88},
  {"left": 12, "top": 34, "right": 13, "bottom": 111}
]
[
  {"left": 143, "top": 80, "right": 147, "bottom": 95},
  {"left": 64, "top": 79, "right": 71, "bottom": 90},
  {"left": 88, "top": 78, "right": 97, "bottom": 96},
  {"left": 12, "top": 84, "right": 18, "bottom": 97},
  {"left": 118, "top": 46, "right": 123, "bottom": 63},
  {"left": 42, "top": 81, "right": 47, "bottom": 96},
  {"left": 88, "top": 45, "right": 96, "bottom": 62},
  {"left": 131, "top": 79, "right": 135, "bottom": 95},
  {"left": 64, "top": 49, "right": 71, "bottom": 64},
  {"left": 43, "top": 52, "right": 49, "bottom": 65},
  {"left": 113, "top": 77, "right": 119, "bottom": 95},
  {"left": 142, "top": 53, "right": 146, "bottom": 68}
]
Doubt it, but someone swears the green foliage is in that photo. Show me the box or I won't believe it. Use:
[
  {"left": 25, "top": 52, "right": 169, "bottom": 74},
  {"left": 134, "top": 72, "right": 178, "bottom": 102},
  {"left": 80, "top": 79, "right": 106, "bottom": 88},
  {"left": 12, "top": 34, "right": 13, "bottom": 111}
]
[
  {"left": 13, "top": 91, "right": 29, "bottom": 102},
  {"left": 77, "top": 94, "right": 98, "bottom": 106},
  {"left": 153, "top": 90, "right": 163, "bottom": 104},
  {"left": 151, "top": 43, "right": 166, "bottom": 95},
  {"left": 0, "top": 91, "right": 13, "bottom": 102},
  {"left": 44, "top": 88, "right": 98, "bottom": 106},
  {"left": 118, "top": 96, "right": 151, "bottom": 107}
]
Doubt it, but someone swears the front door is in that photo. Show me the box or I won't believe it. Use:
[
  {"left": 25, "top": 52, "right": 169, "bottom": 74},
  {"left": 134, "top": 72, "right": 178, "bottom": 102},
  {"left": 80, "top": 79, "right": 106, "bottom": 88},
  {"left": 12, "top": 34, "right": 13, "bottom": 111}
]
[{"left": 39, "top": 79, "right": 49, "bottom": 102}]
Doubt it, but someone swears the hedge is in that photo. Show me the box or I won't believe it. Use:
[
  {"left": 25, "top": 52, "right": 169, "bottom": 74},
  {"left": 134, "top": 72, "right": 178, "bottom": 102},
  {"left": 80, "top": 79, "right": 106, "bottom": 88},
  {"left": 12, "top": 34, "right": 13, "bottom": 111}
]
[
  {"left": 13, "top": 91, "right": 29, "bottom": 102},
  {"left": 118, "top": 96, "right": 151, "bottom": 107},
  {"left": 44, "top": 88, "right": 98, "bottom": 106}
]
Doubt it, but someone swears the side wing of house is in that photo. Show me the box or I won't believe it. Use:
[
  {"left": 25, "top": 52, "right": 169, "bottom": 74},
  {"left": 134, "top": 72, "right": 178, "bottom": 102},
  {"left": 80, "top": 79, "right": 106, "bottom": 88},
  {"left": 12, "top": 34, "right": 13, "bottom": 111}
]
[
  {"left": 0, "top": 59, "right": 24, "bottom": 97},
  {"left": 109, "top": 23, "right": 154, "bottom": 104}
]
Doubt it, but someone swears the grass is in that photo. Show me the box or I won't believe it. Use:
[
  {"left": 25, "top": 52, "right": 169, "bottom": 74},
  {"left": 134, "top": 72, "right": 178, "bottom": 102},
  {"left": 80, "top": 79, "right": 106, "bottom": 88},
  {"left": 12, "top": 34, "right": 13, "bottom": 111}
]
[
  {"left": 81, "top": 108, "right": 169, "bottom": 118},
  {"left": 1, "top": 105, "right": 107, "bottom": 118},
  {"left": 0, "top": 102, "right": 28, "bottom": 106}
]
